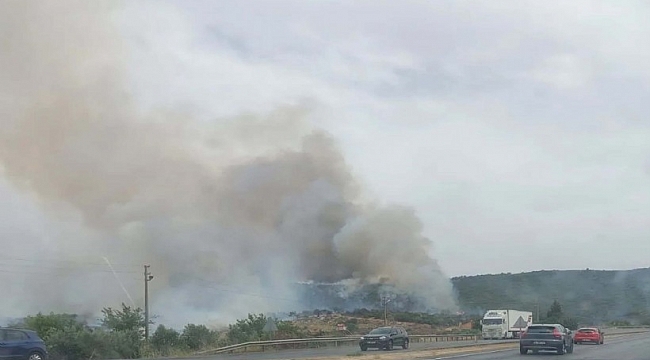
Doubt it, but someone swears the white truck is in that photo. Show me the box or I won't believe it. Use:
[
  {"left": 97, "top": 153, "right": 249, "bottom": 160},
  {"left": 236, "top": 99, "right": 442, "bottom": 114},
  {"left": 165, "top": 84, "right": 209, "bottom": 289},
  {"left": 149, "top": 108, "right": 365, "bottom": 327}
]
[{"left": 481, "top": 309, "right": 533, "bottom": 339}]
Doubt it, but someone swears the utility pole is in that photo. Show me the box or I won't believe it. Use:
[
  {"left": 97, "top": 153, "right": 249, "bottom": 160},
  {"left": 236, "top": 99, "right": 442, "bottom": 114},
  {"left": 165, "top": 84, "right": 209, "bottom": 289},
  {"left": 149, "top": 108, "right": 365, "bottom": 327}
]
[
  {"left": 144, "top": 265, "right": 154, "bottom": 340},
  {"left": 382, "top": 296, "right": 392, "bottom": 326}
]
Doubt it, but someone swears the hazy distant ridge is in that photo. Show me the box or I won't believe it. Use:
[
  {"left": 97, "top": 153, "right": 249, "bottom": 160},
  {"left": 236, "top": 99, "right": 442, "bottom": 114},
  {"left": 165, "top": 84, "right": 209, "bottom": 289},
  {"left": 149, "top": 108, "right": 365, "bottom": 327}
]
[{"left": 452, "top": 268, "right": 650, "bottom": 323}]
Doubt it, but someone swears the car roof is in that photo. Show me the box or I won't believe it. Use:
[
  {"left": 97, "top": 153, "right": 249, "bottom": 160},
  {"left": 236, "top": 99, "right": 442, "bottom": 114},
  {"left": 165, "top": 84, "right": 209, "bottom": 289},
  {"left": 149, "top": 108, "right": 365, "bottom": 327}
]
[
  {"left": 578, "top": 327, "right": 599, "bottom": 330},
  {"left": 372, "top": 326, "right": 404, "bottom": 330},
  {"left": 0, "top": 328, "right": 39, "bottom": 337},
  {"left": 528, "top": 324, "right": 563, "bottom": 327}
]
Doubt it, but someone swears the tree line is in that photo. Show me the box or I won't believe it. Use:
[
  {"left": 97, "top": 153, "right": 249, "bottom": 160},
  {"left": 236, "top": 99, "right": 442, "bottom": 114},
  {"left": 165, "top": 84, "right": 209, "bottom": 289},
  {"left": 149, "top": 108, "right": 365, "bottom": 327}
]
[
  {"left": 452, "top": 268, "right": 650, "bottom": 325},
  {"left": 5, "top": 299, "right": 619, "bottom": 360},
  {"left": 7, "top": 304, "right": 303, "bottom": 360}
]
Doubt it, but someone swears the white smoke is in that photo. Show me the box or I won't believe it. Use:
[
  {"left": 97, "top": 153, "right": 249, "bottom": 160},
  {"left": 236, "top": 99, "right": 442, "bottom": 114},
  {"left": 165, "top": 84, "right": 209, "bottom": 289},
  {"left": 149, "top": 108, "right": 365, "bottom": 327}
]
[{"left": 0, "top": 0, "right": 456, "bottom": 327}]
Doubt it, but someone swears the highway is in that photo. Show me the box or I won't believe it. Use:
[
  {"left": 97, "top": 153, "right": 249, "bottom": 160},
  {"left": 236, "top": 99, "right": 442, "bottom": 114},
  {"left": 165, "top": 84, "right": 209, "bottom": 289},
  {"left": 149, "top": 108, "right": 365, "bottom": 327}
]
[
  {"left": 425, "top": 332, "right": 650, "bottom": 360},
  {"left": 153, "top": 329, "right": 648, "bottom": 360},
  {"left": 178, "top": 339, "right": 514, "bottom": 360}
]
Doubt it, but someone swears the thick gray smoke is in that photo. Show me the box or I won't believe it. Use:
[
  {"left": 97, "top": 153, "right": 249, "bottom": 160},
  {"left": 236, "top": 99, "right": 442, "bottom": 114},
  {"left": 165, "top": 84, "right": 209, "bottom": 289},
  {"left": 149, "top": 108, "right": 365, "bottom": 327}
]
[{"left": 0, "top": 1, "right": 456, "bottom": 327}]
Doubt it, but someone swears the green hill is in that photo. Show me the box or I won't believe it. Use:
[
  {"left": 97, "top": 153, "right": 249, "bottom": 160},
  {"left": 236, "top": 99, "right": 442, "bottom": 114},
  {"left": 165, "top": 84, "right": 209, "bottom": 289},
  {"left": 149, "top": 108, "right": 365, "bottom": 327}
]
[{"left": 451, "top": 268, "right": 650, "bottom": 325}]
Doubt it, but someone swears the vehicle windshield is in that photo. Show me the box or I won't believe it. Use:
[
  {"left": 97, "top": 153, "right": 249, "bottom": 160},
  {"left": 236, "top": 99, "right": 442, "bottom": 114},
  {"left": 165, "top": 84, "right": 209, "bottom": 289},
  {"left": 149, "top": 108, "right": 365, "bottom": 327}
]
[
  {"left": 369, "top": 328, "right": 392, "bottom": 335},
  {"left": 483, "top": 318, "right": 503, "bottom": 325}
]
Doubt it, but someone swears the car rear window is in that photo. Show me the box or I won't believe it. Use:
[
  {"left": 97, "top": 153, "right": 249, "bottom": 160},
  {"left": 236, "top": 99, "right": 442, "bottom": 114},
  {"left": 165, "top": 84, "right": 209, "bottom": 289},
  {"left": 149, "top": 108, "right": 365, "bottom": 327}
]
[
  {"left": 526, "top": 326, "right": 556, "bottom": 333},
  {"left": 578, "top": 329, "right": 596, "bottom": 333}
]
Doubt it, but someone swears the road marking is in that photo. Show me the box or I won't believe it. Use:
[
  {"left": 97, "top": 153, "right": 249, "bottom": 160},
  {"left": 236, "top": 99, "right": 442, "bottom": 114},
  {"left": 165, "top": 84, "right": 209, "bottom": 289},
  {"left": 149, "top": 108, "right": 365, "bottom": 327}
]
[
  {"left": 428, "top": 348, "right": 514, "bottom": 360},
  {"left": 425, "top": 334, "right": 641, "bottom": 360}
]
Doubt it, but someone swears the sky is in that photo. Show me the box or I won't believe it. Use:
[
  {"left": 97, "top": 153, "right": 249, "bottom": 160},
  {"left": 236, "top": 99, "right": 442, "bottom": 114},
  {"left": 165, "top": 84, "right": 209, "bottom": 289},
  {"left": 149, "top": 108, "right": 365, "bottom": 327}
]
[
  {"left": 0, "top": 0, "right": 649, "bottom": 323},
  {"left": 119, "top": 0, "right": 650, "bottom": 276}
]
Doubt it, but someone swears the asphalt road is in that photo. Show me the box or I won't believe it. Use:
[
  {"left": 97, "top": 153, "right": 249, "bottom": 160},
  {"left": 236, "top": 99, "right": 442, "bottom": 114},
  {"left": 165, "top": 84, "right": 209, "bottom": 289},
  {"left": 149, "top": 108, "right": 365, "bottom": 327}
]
[
  {"left": 188, "top": 339, "right": 515, "bottom": 360},
  {"left": 154, "top": 328, "right": 647, "bottom": 360},
  {"left": 424, "top": 332, "right": 650, "bottom": 360}
]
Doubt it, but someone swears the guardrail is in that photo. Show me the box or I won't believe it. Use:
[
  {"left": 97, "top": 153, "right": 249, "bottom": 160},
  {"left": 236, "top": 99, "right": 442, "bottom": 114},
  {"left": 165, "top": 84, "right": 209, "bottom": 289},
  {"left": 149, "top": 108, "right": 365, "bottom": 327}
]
[
  {"left": 195, "top": 327, "right": 650, "bottom": 356},
  {"left": 195, "top": 333, "right": 481, "bottom": 355},
  {"left": 607, "top": 325, "right": 650, "bottom": 329},
  {"left": 410, "top": 334, "right": 480, "bottom": 343}
]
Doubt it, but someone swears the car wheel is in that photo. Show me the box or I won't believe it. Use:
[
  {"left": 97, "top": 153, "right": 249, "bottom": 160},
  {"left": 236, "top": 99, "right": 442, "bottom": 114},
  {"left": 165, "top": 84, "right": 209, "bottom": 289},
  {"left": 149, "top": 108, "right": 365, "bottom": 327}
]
[
  {"left": 519, "top": 346, "right": 527, "bottom": 355},
  {"left": 386, "top": 340, "right": 393, "bottom": 351},
  {"left": 360, "top": 346, "right": 367, "bottom": 351},
  {"left": 28, "top": 352, "right": 44, "bottom": 360},
  {"left": 557, "top": 343, "right": 566, "bottom": 355},
  {"left": 568, "top": 342, "right": 574, "bottom": 353},
  {"left": 402, "top": 339, "right": 409, "bottom": 349}
]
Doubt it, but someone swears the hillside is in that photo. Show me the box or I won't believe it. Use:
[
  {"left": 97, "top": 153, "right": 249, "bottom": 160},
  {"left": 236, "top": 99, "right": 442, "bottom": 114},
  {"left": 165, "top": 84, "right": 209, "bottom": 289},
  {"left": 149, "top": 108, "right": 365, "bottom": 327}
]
[
  {"left": 292, "top": 314, "right": 434, "bottom": 336},
  {"left": 451, "top": 268, "right": 650, "bottom": 324},
  {"left": 289, "top": 311, "right": 476, "bottom": 336}
]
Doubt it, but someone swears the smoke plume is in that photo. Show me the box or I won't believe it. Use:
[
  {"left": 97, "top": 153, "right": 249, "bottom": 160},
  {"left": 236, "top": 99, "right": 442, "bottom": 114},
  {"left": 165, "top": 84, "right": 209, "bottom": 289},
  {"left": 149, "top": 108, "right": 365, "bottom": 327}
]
[{"left": 0, "top": 1, "right": 456, "bottom": 326}]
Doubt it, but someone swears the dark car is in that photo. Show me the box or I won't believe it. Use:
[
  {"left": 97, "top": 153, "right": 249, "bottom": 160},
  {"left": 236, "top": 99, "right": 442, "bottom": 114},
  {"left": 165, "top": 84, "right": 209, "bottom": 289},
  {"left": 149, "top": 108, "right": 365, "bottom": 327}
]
[
  {"left": 519, "top": 324, "right": 574, "bottom": 355},
  {"left": 0, "top": 328, "right": 48, "bottom": 360},
  {"left": 359, "top": 326, "right": 409, "bottom": 351},
  {"left": 573, "top": 327, "right": 604, "bottom": 344}
]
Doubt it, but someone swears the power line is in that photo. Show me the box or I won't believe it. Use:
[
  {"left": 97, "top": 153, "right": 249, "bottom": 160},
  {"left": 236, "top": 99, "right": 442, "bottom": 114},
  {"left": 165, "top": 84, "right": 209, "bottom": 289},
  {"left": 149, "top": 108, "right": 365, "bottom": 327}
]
[
  {"left": 0, "top": 268, "right": 141, "bottom": 276},
  {"left": 0, "top": 264, "right": 138, "bottom": 274},
  {"left": 0, "top": 262, "right": 317, "bottom": 305},
  {"left": 0, "top": 263, "right": 139, "bottom": 273},
  {"left": 0, "top": 256, "right": 142, "bottom": 267}
]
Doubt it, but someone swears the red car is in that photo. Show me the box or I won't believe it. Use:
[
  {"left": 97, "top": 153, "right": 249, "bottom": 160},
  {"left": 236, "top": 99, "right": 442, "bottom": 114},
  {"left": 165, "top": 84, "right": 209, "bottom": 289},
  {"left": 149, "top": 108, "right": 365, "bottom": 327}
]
[{"left": 573, "top": 327, "right": 604, "bottom": 344}]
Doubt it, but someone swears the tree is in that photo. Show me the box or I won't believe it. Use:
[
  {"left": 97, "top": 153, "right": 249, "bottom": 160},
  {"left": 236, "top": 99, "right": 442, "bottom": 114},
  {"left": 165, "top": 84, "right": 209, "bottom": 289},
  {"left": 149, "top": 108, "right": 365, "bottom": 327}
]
[
  {"left": 182, "top": 324, "right": 215, "bottom": 350},
  {"left": 344, "top": 318, "right": 359, "bottom": 333},
  {"left": 276, "top": 320, "right": 304, "bottom": 339},
  {"left": 543, "top": 300, "right": 579, "bottom": 329},
  {"left": 11, "top": 313, "right": 85, "bottom": 339},
  {"left": 151, "top": 325, "right": 181, "bottom": 355},
  {"left": 100, "top": 304, "right": 149, "bottom": 358},
  {"left": 10, "top": 313, "right": 100, "bottom": 360},
  {"left": 563, "top": 317, "right": 579, "bottom": 330},
  {"left": 44, "top": 326, "right": 98, "bottom": 360},
  {"left": 471, "top": 317, "right": 482, "bottom": 330},
  {"left": 10, "top": 312, "right": 143, "bottom": 360},
  {"left": 546, "top": 300, "right": 563, "bottom": 323},
  {"left": 227, "top": 314, "right": 267, "bottom": 344},
  {"left": 101, "top": 303, "right": 147, "bottom": 334}
]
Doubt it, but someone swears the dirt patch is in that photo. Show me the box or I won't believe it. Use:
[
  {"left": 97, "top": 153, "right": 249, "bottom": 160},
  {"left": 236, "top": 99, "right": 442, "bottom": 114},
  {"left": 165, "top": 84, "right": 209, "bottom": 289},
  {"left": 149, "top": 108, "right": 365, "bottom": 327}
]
[{"left": 291, "top": 314, "right": 445, "bottom": 337}]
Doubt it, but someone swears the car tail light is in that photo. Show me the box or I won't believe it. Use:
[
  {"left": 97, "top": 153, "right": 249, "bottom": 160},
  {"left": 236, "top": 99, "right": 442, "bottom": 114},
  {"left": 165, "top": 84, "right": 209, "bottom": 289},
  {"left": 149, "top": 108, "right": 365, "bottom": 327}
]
[{"left": 553, "top": 329, "right": 562, "bottom": 339}]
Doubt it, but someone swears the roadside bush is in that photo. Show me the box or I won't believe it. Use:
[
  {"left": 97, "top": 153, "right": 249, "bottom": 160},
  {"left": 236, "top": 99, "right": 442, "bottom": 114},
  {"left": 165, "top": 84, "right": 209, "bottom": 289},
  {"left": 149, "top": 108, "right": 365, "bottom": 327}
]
[
  {"left": 38, "top": 328, "right": 140, "bottom": 360},
  {"left": 181, "top": 324, "right": 214, "bottom": 350},
  {"left": 43, "top": 326, "right": 96, "bottom": 360},
  {"left": 276, "top": 320, "right": 305, "bottom": 339},
  {"left": 227, "top": 313, "right": 267, "bottom": 344},
  {"left": 150, "top": 325, "right": 182, "bottom": 355},
  {"left": 13, "top": 313, "right": 85, "bottom": 338},
  {"left": 609, "top": 320, "right": 632, "bottom": 326},
  {"left": 344, "top": 318, "right": 359, "bottom": 333}
]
